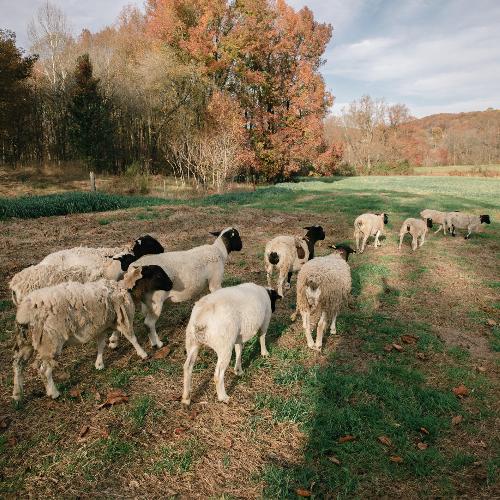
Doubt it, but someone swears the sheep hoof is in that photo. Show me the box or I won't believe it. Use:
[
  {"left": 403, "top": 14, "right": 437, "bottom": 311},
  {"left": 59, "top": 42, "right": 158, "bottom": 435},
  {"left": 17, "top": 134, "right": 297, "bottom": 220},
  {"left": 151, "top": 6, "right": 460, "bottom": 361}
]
[
  {"left": 290, "top": 312, "right": 297, "bottom": 322},
  {"left": 153, "top": 339, "right": 164, "bottom": 348},
  {"left": 234, "top": 368, "right": 244, "bottom": 376},
  {"left": 307, "top": 342, "right": 315, "bottom": 349},
  {"left": 284, "top": 282, "right": 291, "bottom": 290},
  {"left": 219, "top": 395, "right": 230, "bottom": 404},
  {"left": 95, "top": 361, "right": 105, "bottom": 370},
  {"left": 261, "top": 350, "right": 270, "bottom": 358},
  {"left": 181, "top": 398, "right": 191, "bottom": 406},
  {"left": 108, "top": 341, "right": 118, "bottom": 350},
  {"left": 50, "top": 390, "right": 61, "bottom": 399},
  {"left": 138, "top": 351, "right": 148, "bottom": 360}
]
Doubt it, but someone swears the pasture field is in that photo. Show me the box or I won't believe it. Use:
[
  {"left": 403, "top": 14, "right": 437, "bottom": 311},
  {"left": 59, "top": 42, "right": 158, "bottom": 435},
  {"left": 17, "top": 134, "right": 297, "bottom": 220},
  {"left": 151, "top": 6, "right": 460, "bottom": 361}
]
[{"left": 0, "top": 176, "right": 499, "bottom": 498}]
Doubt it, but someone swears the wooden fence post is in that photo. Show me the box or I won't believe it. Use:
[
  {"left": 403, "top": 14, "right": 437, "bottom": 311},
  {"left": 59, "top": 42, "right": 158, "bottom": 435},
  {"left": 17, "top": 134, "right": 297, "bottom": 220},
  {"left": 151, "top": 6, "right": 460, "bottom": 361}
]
[{"left": 90, "top": 171, "right": 96, "bottom": 192}]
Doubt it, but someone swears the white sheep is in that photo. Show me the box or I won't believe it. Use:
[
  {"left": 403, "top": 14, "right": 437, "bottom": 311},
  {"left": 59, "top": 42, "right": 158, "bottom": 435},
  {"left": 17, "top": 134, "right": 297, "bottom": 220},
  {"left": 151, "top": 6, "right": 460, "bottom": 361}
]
[
  {"left": 39, "top": 234, "right": 164, "bottom": 280},
  {"left": 445, "top": 212, "right": 491, "bottom": 239},
  {"left": 181, "top": 283, "right": 281, "bottom": 405},
  {"left": 128, "top": 227, "right": 243, "bottom": 348},
  {"left": 264, "top": 225, "right": 326, "bottom": 296},
  {"left": 420, "top": 209, "right": 448, "bottom": 235},
  {"left": 10, "top": 264, "right": 108, "bottom": 306},
  {"left": 398, "top": 217, "right": 433, "bottom": 251},
  {"left": 12, "top": 265, "right": 173, "bottom": 401},
  {"left": 294, "top": 244, "right": 353, "bottom": 351},
  {"left": 354, "top": 213, "right": 388, "bottom": 253}
]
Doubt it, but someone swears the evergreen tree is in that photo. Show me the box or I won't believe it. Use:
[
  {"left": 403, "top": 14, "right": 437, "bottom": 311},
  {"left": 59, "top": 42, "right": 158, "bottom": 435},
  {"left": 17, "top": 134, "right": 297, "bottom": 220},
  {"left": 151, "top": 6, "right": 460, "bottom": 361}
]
[{"left": 68, "top": 53, "right": 115, "bottom": 171}]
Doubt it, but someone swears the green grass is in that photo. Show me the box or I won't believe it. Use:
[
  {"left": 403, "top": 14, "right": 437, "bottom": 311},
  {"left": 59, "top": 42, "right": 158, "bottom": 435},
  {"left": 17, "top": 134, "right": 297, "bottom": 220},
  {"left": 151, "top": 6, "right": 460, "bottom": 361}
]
[{"left": 0, "top": 191, "right": 178, "bottom": 220}]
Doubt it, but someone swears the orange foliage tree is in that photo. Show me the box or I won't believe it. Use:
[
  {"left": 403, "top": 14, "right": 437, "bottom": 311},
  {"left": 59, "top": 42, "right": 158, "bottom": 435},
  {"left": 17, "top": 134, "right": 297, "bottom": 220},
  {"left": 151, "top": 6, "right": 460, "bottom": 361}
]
[{"left": 146, "top": 0, "right": 332, "bottom": 181}]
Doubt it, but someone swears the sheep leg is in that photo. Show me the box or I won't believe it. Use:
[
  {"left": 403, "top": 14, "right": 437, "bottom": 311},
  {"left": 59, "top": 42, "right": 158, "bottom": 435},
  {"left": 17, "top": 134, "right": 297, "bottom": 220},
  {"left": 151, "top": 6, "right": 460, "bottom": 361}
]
[
  {"left": 259, "top": 317, "right": 270, "bottom": 357},
  {"left": 181, "top": 342, "right": 200, "bottom": 406},
  {"left": 360, "top": 233, "right": 369, "bottom": 253},
  {"left": 315, "top": 311, "right": 328, "bottom": 351},
  {"left": 214, "top": 349, "right": 232, "bottom": 403},
  {"left": 277, "top": 269, "right": 288, "bottom": 296},
  {"left": 411, "top": 235, "right": 418, "bottom": 251},
  {"left": 118, "top": 323, "right": 148, "bottom": 360},
  {"left": 290, "top": 306, "right": 298, "bottom": 322},
  {"left": 398, "top": 233, "right": 404, "bottom": 251},
  {"left": 95, "top": 332, "right": 107, "bottom": 370},
  {"left": 108, "top": 331, "right": 120, "bottom": 349},
  {"left": 302, "top": 311, "right": 315, "bottom": 349},
  {"left": 465, "top": 225, "right": 472, "bottom": 239},
  {"left": 419, "top": 233, "right": 425, "bottom": 247},
  {"left": 12, "top": 343, "right": 33, "bottom": 401},
  {"left": 434, "top": 224, "right": 443, "bottom": 234},
  {"left": 39, "top": 359, "right": 60, "bottom": 399},
  {"left": 374, "top": 230, "right": 381, "bottom": 248},
  {"left": 354, "top": 229, "right": 360, "bottom": 253},
  {"left": 208, "top": 268, "right": 224, "bottom": 292},
  {"left": 143, "top": 294, "right": 164, "bottom": 348},
  {"left": 265, "top": 263, "right": 273, "bottom": 287},
  {"left": 330, "top": 314, "right": 337, "bottom": 335},
  {"left": 234, "top": 343, "right": 244, "bottom": 375}
]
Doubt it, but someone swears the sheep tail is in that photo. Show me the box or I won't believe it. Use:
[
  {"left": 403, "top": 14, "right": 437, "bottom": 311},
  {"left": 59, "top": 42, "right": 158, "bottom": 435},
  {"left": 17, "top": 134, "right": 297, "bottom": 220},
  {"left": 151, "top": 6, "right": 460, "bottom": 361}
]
[
  {"left": 407, "top": 225, "right": 411, "bottom": 232},
  {"left": 268, "top": 252, "right": 279, "bottom": 265},
  {"left": 305, "top": 279, "right": 321, "bottom": 310}
]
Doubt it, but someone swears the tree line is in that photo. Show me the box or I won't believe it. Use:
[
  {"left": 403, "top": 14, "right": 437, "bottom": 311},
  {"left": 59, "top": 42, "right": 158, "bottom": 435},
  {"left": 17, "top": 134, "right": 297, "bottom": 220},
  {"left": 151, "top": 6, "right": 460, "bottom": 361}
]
[{"left": 1, "top": 0, "right": 335, "bottom": 189}]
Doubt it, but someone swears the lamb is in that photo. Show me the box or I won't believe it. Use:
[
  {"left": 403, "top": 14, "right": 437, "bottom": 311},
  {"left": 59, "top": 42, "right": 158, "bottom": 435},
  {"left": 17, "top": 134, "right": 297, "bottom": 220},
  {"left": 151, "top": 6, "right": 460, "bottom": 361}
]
[
  {"left": 12, "top": 265, "right": 173, "bottom": 401},
  {"left": 398, "top": 217, "right": 433, "bottom": 251},
  {"left": 181, "top": 283, "right": 281, "bottom": 405},
  {"left": 420, "top": 209, "right": 448, "bottom": 235},
  {"left": 264, "top": 225, "right": 326, "bottom": 296},
  {"left": 128, "top": 227, "right": 243, "bottom": 347},
  {"left": 445, "top": 212, "right": 491, "bottom": 239},
  {"left": 39, "top": 234, "right": 165, "bottom": 280},
  {"left": 294, "top": 244, "right": 354, "bottom": 351},
  {"left": 354, "top": 213, "right": 388, "bottom": 253}
]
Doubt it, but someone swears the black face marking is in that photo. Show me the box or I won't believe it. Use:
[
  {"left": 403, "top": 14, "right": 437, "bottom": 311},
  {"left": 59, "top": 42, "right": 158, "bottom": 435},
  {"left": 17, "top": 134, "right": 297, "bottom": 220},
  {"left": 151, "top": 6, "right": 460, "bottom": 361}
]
[
  {"left": 304, "top": 225, "right": 326, "bottom": 242},
  {"left": 266, "top": 288, "right": 282, "bottom": 312},
  {"left": 268, "top": 252, "right": 279, "bottom": 264},
  {"left": 329, "top": 243, "right": 356, "bottom": 262},
  {"left": 133, "top": 265, "right": 173, "bottom": 293},
  {"left": 383, "top": 214, "right": 389, "bottom": 225},
  {"left": 219, "top": 228, "right": 243, "bottom": 253},
  {"left": 131, "top": 235, "right": 164, "bottom": 258},
  {"left": 426, "top": 218, "right": 433, "bottom": 228},
  {"left": 114, "top": 253, "right": 137, "bottom": 271},
  {"left": 287, "top": 271, "right": 293, "bottom": 284},
  {"left": 480, "top": 214, "right": 490, "bottom": 224}
]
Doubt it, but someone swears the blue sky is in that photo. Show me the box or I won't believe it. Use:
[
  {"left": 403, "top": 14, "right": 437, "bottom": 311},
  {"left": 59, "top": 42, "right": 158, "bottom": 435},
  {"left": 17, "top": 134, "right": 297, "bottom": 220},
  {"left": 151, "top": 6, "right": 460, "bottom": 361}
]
[{"left": 2, "top": 0, "right": 499, "bottom": 117}]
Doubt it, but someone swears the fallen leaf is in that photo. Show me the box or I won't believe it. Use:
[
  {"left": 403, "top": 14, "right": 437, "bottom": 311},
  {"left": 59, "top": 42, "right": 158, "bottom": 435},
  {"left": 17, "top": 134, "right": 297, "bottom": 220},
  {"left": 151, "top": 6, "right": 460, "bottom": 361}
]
[
  {"left": 416, "top": 352, "right": 427, "bottom": 360},
  {"left": 188, "top": 410, "right": 197, "bottom": 420},
  {"left": 79, "top": 425, "right": 90, "bottom": 439},
  {"left": 98, "top": 389, "right": 129, "bottom": 409},
  {"left": 417, "top": 442, "right": 428, "bottom": 450},
  {"left": 296, "top": 489, "right": 311, "bottom": 497},
  {"left": 452, "top": 385, "right": 469, "bottom": 398},
  {"left": 8, "top": 436, "right": 17, "bottom": 447},
  {"left": 101, "top": 427, "right": 110, "bottom": 439},
  {"left": 152, "top": 346, "right": 171, "bottom": 360},
  {"left": 389, "top": 456, "right": 404, "bottom": 463},
  {"left": 420, "top": 427, "right": 430, "bottom": 435},
  {"left": 338, "top": 435, "right": 356, "bottom": 443},
  {"left": 392, "top": 343, "right": 403, "bottom": 352},
  {"left": 378, "top": 435, "right": 392, "bottom": 447},
  {"left": 0, "top": 415, "right": 11, "bottom": 430},
  {"left": 470, "top": 440, "right": 487, "bottom": 449},
  {"left": 486, "top": 319, "right": 497, "bottom": 327},
  {"left": 173, "top": 427, "right": 186, "bottom": 436},
  {"left": 94, "top": 391, "right": 102, "bottom": 401},
  {"left": 328, "top": 456, "right": 341, "bottom": 465},
  {"left": 476, "top": 366, "right": 486, "bottom": 373},
  {"left": 383, "top": 344, "right": 393, "bottom": 352},
  {"left": 69, "top": 388, "right": 82, "bottom": 398},
  {"left": 451, "top": 415, "right": 463, "bottom": 425},
  {"left": 401, "top": 335, "right": 418, "bottom": 344},
  {"left": 58, "top": 371, "right": 70, "bottom": 381},
  {"left": 129, "top": 480, "right": 140, "bottom": 489},
  {"left": 224, "top": 437, "right": 234, "bottom": 449}
]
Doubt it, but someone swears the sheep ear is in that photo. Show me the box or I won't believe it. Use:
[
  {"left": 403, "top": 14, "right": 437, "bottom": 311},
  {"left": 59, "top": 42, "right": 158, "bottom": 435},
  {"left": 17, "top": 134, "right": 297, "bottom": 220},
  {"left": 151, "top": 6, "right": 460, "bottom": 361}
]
[
  {"left": 303, "top": 226, "right": 312, "bottom": 230},
  {"left": 209, "top": 231, "right": 221, "bottom": 237},
  {"left": 123, "top": 267, "right": 142, "bottom": 289}
]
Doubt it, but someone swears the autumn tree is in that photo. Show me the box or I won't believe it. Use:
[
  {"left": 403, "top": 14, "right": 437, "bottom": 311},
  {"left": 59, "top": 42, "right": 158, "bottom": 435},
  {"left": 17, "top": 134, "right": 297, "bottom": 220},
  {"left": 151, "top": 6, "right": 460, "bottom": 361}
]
[
  {"left": 0, "top": 30, "right": 38, "bottom": 164},
  {"left": 68, "top": 54, "right": 115, "bottom": 170},
  {"left": 146, "top": 0, "right": 332, "bottom": 181}
]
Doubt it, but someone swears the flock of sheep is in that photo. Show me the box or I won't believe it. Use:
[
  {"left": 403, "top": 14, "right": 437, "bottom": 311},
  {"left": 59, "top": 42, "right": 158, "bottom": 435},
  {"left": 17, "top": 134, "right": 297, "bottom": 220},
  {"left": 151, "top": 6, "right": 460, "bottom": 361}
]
[{"left": 8, "top": 208, "right": 491, "bottom": 405}]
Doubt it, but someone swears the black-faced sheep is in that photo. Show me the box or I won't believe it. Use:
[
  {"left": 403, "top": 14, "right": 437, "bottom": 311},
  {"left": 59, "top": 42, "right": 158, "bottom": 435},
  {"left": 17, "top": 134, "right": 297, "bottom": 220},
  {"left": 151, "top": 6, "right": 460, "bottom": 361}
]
[
  {"left": 398, "top": 217, "right": 433, "bottom": 251},
  {"left": 264, "top": 225, "right": 326, "bottom": 296},
  {"left": 181, "top": 283, "right": 281, "bottom": 405}
]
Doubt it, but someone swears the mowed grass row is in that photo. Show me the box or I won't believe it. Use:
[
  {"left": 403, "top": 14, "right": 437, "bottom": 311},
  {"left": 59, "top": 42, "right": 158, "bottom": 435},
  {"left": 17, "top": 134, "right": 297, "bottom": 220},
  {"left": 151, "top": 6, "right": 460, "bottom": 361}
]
[{"left": 0, "top": 176, "right": 498, "bottom": 497}]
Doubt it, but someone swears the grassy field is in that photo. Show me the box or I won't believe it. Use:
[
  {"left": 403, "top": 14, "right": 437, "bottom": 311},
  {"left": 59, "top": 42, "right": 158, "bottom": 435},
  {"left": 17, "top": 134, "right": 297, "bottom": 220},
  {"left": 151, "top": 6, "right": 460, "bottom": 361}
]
[
  {"left": 0, "top": 176, "right": 499, "bottom": 498},
  {"left": 414, "top": 165, "right": 500, "bottom": 176}
]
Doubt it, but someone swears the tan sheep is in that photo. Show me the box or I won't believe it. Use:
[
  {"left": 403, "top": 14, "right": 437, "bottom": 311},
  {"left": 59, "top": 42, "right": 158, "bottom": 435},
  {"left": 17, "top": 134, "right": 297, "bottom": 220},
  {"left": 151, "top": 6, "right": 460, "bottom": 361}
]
[
  {"left": 398, "top": 217, "right": 433, "bottom": 251},
  {"left": 420, "top": 209, "right": 448, "bottom": 235},
  {"left": 354, "top": 213, "right": 388, "bottom": 253},
  {"left": 445, "top": 212, "right": 491, "bottom": 239},
  {"left": 12, "top": 265, "right": 172, "bottom": 401}
]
